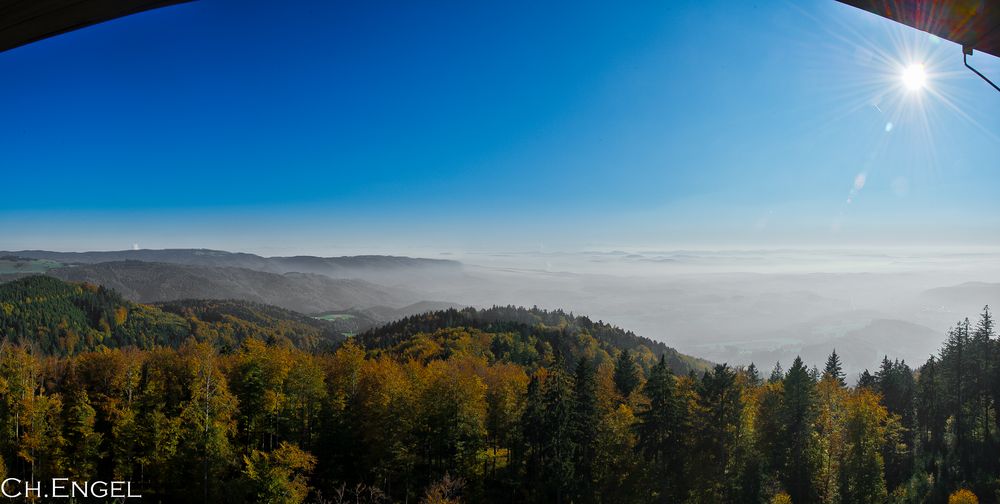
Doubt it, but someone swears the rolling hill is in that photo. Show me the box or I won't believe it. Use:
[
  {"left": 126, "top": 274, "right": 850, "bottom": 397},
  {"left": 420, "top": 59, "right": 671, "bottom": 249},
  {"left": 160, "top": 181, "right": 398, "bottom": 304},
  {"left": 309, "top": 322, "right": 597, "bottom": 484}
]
[
  {"left": 43, "top": 260, "right": 421, "bottom": 314},
  {"left": 0, "top": 276, "right": 347, "bottom": 354},
  {"left": 688, "top": 309, "right": 945, "bottom": 380},
  {"left": 358, "top": 305, "right": 713, "bottom": 375},
  {"left": 917, "top": 282, "right": 1000, "bottom": 313},
  {"left": 1, "top": 276, "right": 709, "bottom": 377},
  {"left": 2, "top": 248, "right": 461, "bottom": 280}
]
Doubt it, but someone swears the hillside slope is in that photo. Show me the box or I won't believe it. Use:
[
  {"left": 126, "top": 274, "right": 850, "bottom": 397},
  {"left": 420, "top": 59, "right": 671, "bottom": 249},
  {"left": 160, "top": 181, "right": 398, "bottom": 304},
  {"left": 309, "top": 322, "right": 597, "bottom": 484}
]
[
  {"left": 918, "top": 282, "right": 1000, "bottom": 313},
  {"left": 358, "top": 305, "right": 712, "bottom": 375},
  {"left": 3, "top": 248, "right": 461, "bottom": 280},
  {"left": 1, "top": 277, "right": 702, "bottom": 376},
  {"left": 46, "top": 260, "right": 419, "bottom": 314},
  {"left": 0, "top": 276, "right": 346, "bottom": 354}
]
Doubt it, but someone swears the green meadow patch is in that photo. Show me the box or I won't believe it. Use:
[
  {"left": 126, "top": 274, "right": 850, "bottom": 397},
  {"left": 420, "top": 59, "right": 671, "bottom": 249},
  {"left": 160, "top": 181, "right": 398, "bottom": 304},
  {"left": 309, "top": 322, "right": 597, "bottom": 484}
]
[
  {"left": 314, "top": 312, "right": 356, "bottom": 322},
  {"left": 0, "top": 256, "right": 65, "bottom": 274}
]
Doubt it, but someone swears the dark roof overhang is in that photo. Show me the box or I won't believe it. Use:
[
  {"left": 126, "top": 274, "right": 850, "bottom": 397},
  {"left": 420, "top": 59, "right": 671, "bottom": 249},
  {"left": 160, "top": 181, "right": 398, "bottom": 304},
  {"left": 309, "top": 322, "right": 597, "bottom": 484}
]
[
  {"left": 0, "top": 0, "right": 191, "bottom": 53},
  {"left": 836, "top": 0, "right": 1000, "bottom": 57}
]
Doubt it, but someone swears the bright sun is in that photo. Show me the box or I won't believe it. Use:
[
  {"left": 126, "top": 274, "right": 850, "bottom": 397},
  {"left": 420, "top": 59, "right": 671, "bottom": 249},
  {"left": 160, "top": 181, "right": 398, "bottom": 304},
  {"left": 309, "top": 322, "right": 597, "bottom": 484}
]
[{"left": 901, "top": 63, "right": 926, "bottom": 90}]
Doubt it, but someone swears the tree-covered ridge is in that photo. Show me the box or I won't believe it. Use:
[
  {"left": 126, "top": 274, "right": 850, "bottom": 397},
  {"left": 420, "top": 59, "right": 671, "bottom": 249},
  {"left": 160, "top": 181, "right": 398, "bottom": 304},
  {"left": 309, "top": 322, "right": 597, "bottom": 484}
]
[
  {"left": 0, "top": 307, "right": 995, "bottom": 503},
  {"left": 358, "top": 305, "right": 712, "bottom": 375},
  {"left": 0, "top": 276, "right": 345, "bottom": 355},
  {"left": 155, "top": 299, "right": 346, "bottom": 352},
  {"left": 0, "top": 275, "right": 190, "bottom": 354},
  {"left": 4, "top": 276, "right": 1000, "bottom": 503}
]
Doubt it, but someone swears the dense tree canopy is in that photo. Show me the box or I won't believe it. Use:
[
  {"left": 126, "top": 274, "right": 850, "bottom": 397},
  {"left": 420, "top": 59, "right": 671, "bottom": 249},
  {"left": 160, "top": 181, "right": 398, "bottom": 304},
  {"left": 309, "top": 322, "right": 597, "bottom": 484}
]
[
  {"left": 0, "top": 276, "right": 346, "bottom": 355},
  {"left": 1, "top": 277, "right": 998, "bottom": 503},
  {"left": 358, "top": 305, "right": 711, "bottom": 376}
]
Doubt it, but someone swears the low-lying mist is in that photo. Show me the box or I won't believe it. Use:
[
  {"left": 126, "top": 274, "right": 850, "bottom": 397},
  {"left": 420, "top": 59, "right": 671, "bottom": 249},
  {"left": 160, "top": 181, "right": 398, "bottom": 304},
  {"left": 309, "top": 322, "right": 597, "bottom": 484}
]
[
  {"left": 7, "top": 246, "right": 998, "bottom": 381},
  {"left": 389, "top": 248, "right": 1000, "bottom": 380}
]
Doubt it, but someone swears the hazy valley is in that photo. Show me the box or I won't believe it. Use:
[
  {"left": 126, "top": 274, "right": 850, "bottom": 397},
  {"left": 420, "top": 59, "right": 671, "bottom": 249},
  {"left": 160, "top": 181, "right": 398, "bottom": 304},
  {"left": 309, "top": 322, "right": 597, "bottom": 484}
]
[{"left": 4, "top": 247, "right": 998, "bottom": 380}]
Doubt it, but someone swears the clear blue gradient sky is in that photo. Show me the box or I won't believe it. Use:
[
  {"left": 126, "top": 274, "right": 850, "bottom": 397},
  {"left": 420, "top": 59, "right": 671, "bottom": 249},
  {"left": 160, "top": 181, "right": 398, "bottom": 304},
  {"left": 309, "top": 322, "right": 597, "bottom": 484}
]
[{"left": 1, "top": 0, "right": 998, "bottom": 255}]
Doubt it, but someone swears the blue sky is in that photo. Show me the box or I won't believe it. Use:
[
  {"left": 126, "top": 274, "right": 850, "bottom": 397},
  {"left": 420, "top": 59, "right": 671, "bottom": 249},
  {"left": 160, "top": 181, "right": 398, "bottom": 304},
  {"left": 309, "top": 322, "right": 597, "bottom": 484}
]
[{"left": 1, "top": 0, "right": 998, "bottom": 255}]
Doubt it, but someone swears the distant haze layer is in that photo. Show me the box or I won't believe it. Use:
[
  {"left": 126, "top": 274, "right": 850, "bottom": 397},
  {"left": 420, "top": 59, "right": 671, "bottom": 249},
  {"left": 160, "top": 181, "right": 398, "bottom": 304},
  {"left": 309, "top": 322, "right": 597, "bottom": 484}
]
[{"left": 3, "top": 246, "right": 998, "bottom": 380}]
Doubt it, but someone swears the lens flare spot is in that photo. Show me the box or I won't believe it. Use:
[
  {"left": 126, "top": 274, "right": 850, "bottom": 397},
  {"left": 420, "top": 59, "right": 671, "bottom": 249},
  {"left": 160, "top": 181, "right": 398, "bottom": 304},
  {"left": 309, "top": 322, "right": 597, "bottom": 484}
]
[{"left": 885, "top": 122, "right": 893, "bottom": 132}]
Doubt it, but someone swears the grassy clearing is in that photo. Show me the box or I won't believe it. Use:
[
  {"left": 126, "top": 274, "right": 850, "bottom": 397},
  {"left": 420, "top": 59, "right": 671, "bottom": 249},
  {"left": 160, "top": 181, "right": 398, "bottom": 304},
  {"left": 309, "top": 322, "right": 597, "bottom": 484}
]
[
  {"left": 0, "top": 258, "right": 64, "bottom": 274},
  {"left": 314, "top": 313, "right": 356, "bottom": 322}
]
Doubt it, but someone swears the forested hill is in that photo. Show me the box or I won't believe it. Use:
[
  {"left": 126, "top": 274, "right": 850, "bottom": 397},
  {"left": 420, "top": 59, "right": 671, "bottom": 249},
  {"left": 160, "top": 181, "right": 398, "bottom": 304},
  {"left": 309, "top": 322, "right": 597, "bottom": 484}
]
[
  {"left": 154, "top": 299, "right": 347, "bottom": 351},
  {"left": 0, "top": 276, "right": 346, "bottom": 354},
  {"left": 0, "top": 277, "right": 704, "bottom": 374},
  {"left": 46, "top": 260, "right": 418, "bottom": 314},
  {"left": 2, "top": 248, "right": 460, "bottom": 276},
  {"left": 4, "top": 279, "right": 1000, "bottom": 502},
  {"left": 359, "top": 305, "right": 712, "bottom": 375}
]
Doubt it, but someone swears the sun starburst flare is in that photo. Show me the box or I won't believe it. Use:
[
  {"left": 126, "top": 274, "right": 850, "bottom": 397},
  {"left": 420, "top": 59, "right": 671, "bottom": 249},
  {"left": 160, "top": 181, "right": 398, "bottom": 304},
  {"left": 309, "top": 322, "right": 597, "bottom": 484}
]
[{"left": 901, "top": 63, "right": 926, "bottom": 90}]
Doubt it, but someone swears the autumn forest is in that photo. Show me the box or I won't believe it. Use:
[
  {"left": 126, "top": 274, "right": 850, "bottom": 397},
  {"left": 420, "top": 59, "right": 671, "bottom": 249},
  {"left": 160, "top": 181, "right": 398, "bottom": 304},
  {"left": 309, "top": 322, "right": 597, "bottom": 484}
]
[{"left": 0, "top": 276, "right": 998, "bottom": 503}]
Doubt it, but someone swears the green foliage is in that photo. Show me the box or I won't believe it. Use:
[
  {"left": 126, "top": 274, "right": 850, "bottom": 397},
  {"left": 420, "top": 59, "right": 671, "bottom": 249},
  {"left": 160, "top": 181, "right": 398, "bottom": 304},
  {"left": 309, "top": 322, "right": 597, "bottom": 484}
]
[
  {"left": 243, "top": 441, "right": 317, "bottom": 504},
  {"left": 0, "top": 276, "right": 183, "bottom": 354},
  {"left": 779, "top": 356, "right": 821, "bottom": 504},
  {"left": 824, "top": 349, "right": 846, "bottom": 387},
  {"left": 0, "top": 256, "right": 64, "bottom": 275},
  {"left": 689, "top": 364, "right": 744, "bottom": 501},
  {"left": 636, "top": 355, "right": 686, "bottom": 501},
  {"left": 63, "top": 389, "right": 102, "bottom": 480},
  {"left": 0, "top": 280, "right": 998, "bottom": 504},
  {"left": 157, "top": 299, "right": 346, "bottom": 352},
  {"left": 839, "top": 389, "right": 890, "bottom": 503},
  {"left": 359, "top": 305, "right": 710, "bottom": 375},
  {"left": 571, "top": 358, "right": 600, "bottom": 501},
  {"left": 613, "top": 351, "right": 642, "bottom": 399},
  {"left": 534, "top": 365, "right": 577, "bottom": 503},
  {"left": 0, "top": 276, "right": 344, "bottom": 356}
]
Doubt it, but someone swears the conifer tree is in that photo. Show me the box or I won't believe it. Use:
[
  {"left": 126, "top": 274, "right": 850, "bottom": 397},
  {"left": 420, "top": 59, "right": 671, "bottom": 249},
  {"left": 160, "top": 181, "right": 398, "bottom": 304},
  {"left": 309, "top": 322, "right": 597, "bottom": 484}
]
[
  {"left": 519, "top": 374, "right": 546, "bottom": 496},
  {"left": 637, "top": 355, "right": 685, "bottom": 501},
  {"left": 970, "top": 306, "right": 994, "bottom": 448},
  {"left": 942, "top": 319, "right": 973, "bottom": 477},
  {"left": 824, "top": 350, "right": 846, "bottom": 387},
  {"left": 780, "top": 357, "right": 820, "bottom": 504},
  {"left": 613, "top": 351, "right": 641, "bottom": 399},
  {"left": 768, "top": 361, "right": 784, "bottom": 383},
  {"left": 857, "top": 369, "right": 876, "bottom": 389},
  {"left": 746, "top": 362, "right": 762, "bottom": 387},
  {"left": 690, "top": 364, "right": 743, "bottom": 501},
  {"left": 571, "top": 357, "right": 600, "bottom": 502},
  {"left": 754, "top": 380, "right": 786, "bottom": 482},
  {"left": 521, "top": 365, "right": 577, "bottom": 503},
  {"left": 875, "top": 357, "right": 915, "bottom": 490},
  {"left": 915, "top": 356, "right": 946, "bottom": 456}
]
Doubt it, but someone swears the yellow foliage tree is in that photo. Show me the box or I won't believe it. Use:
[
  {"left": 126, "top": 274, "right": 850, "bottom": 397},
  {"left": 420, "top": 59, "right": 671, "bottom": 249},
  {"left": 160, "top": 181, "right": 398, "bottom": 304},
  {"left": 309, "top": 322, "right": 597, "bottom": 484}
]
[
  {"left": 770, "top": 492, "right": 793, "bottom": 504},
  {"left": 949, "top": 489, "right": 978, "bottom": 504},
  {"left": 243, "top": 441, "right": 317, "bottom": 504}
]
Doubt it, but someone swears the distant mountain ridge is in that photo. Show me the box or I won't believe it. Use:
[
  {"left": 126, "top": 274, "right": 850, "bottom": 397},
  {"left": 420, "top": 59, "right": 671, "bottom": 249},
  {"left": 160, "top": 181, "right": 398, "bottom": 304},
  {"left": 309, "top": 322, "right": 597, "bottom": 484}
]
[
  {"left": 918, "top": 282, "right": 1000, "bottom": 312},
  {"left": 2, "top": 248, "right": 461, "bottom": 279},
  {"left": 690, "top": 312, "right": 943, "bottom": 381},
  {"left": 44, "top": 260, "right": 422, "bottom": 314}
]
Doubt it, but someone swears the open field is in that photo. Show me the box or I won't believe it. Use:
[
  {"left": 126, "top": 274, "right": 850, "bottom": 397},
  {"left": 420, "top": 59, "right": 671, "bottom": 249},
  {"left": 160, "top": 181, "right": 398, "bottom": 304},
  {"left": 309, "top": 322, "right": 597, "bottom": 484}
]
[
  {"left": 0, "top": 257, "right": 64, "bottom": 274},
  {"left": 313, "top": 312, "right": 356, "bottom": 322}
]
